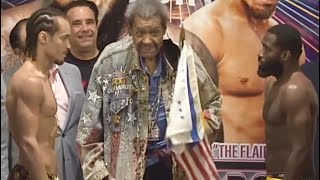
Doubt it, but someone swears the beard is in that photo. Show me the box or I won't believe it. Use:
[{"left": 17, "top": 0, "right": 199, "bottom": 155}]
[
  {"left": 249, "top": 5, "right": 277, "bottom": 19},
  {"left": 257, "top": 60, "right": 284, "bottom": 78},
  {"left": 251, "top": 9, "right": 275, "bottom": 19}
]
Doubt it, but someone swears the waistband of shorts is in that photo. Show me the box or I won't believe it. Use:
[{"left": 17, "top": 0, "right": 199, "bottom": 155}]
[
  {"left": 15, "top": 164, "right": 58, "bottom": 178},
  {"left": 267, "top": 173, "right": 285, "bottom": 179},
  {"left": 266, "top": 177, "right": 282, "bottom": 180}
]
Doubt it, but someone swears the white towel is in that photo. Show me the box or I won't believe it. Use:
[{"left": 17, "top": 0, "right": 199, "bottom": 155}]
[{"left": 166, "top": 41, "right": 206, "bottom": 154}]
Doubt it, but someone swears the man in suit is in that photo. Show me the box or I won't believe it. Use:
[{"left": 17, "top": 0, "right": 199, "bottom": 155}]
[
  {"left": 1, "top": 16, "right": 85, "bottom": 180},
  {"left": 51, "top": 62, "right": 85, "bottom": 180}
]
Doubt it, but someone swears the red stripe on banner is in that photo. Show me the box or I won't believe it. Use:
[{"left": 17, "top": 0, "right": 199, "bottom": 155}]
[
  {"left": 199, "top": 139, "right": 220, "bottom": 179},
  {"left": 173, "top": 153, "right": 193, "bottom": 179},
  {"left": 185, "top": 148, "right": 204, "bottom": 179},
  {"left": 174, "top": 139, "right": 220, "bottom": 180},
  {"left": 190, "top": 145, "right": 211, "bottom": 179},
  {"left": 181, "top": 153, "right": 198, "bottom": 179}
]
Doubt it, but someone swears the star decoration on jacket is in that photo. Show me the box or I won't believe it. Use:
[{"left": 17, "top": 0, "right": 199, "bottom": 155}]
[
  {"left": 102, "top": 78, "right": 110, "bottom": 86},
  {"left": 102, "top": 78, "right": 111, "bottom": 92},
  {"left": 81, "top": 112, "right": 92, "bottom": 125},
  {"left": 127, "top": 112, "right": 136, "bottom": 125},
  {"left": 94, "top": 75, "right": 102, "bottom": 85},
  {"left": 131, "top": 74, "right": 137, "bottom": 81},
  {"left": 87, "top": 90, "right": 101, "bottom": 105}
]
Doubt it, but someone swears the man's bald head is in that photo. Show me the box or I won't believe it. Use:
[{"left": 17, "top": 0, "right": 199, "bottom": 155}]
[{"left": 9, "top": 18, "right": 28, "bottom": 60}]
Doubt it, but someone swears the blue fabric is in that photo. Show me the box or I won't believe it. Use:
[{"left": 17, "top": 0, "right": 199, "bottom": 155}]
[
  {"left": 140, "top": 55, "right": 168, "bottom": 167},
  {"left": 186, "top": 65, "right": 201, "bottom": 143}
]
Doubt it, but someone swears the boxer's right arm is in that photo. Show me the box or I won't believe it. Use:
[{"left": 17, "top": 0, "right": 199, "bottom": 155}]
[{"left": 6, "top": 77, "right": 49, "bottom": 180}]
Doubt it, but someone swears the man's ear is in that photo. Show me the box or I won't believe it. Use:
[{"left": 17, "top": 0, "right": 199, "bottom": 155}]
[
  {"left": 281, "top": 50, "right": 291, "bottom": 61},
  {"left": 38, "top": 31, "right": 48, "bottom": 44}
]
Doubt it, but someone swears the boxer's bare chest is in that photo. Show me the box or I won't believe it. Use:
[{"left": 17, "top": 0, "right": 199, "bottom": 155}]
[
  {"left": 41, "top": 79, "right": 57, "bottom": 117},
  {"left": 263, "top": 83, "right": 285, "bottom": 125}
]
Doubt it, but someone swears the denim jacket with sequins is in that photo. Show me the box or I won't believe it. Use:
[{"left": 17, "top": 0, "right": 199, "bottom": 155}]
[{"left": 76, "top": 36, "right": 222, "bottom": 180}]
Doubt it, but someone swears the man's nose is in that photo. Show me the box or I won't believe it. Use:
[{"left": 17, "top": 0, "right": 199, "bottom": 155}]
[
  {"left": 257, "top": 54, "right": 264, "bottom": 63},
  {"left": 80, "top": 23, "right": 89, "bottom": 31},
  {"left": 66, "top": 39, "right": 71, "bottom": 49},
  {"left": 257, "top": 50, "right": 263, "bottom": 62},
  {"left": 142, "top": 35, "right": 152, "bottom": 44}
]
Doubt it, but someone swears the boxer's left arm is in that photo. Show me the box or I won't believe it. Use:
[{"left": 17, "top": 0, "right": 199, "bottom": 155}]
[{"left": 283, "top": 85, "right": 314, "bottom": 180}]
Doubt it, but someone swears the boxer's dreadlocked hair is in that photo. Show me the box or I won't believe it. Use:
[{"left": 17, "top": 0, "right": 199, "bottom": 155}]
[{"left": 25, "top": 8, "right": 66, "bottom": 61}]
